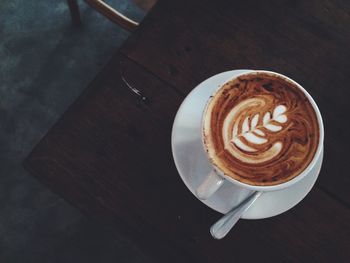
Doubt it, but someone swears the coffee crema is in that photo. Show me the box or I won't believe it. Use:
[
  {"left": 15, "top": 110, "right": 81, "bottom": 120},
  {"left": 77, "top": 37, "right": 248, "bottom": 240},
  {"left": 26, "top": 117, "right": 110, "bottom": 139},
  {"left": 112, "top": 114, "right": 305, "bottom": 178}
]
[{"left": 203, "top": 72, "right": 319, "bottom": 186}]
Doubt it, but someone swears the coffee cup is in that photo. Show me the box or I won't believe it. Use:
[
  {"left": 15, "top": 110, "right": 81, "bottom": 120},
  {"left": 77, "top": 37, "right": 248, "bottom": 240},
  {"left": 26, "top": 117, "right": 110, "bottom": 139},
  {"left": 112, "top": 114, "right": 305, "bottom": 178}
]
[{"left": 196, "top": 70, "right": 324, "bottom": 199}]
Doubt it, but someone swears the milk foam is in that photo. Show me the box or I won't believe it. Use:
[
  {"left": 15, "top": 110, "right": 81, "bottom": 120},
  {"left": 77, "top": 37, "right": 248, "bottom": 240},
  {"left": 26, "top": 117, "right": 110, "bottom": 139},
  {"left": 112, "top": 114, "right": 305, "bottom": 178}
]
[
  {"left": 222, "top": 98, "right": 288, "bottom": 164},
  {"left": 203, "top": 72, "right": 320, "bottom": 186}
]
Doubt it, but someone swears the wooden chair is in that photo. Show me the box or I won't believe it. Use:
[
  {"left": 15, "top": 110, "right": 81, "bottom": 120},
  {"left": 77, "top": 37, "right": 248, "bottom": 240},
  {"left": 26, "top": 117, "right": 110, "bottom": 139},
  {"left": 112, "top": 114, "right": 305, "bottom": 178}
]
[{"left": 67, "top": 0, "right": 156, "bottom": 31}]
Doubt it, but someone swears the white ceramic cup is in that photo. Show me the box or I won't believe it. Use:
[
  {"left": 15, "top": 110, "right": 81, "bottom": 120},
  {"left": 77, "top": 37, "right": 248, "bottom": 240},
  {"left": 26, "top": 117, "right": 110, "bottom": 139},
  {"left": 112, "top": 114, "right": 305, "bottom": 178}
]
[{"left": 196, "top": 70, "right": 324, "bottom": 200}]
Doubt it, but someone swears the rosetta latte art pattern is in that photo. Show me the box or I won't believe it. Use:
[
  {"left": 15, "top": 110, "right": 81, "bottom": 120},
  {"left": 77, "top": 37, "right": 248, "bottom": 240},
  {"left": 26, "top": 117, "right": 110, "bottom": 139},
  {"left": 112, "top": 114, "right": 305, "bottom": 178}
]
[
  {"left": 224, "top": 99, "right": 288, "bottom": 164},
  {"left": 203, "top": 72, "right": 319, "bottom": 186}
]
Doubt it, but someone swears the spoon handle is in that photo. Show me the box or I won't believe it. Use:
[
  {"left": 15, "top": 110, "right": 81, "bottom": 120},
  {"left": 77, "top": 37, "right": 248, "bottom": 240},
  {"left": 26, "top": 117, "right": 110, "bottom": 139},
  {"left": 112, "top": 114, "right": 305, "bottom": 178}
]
[{"left": 210, "top": 191, "right": 262, "bottom": 239}]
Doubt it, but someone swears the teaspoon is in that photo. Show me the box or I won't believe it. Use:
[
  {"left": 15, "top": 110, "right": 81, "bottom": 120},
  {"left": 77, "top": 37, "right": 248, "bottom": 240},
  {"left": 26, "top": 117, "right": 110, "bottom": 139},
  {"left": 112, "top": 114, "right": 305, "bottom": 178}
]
[{"left": 210, "top": 191, "right": 262, "bottom": 239}]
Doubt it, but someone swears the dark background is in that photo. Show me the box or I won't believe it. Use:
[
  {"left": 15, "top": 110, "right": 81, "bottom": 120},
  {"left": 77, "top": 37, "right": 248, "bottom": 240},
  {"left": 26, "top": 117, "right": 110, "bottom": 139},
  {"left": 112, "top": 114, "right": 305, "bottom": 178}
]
[
  {"left": 2, "top": 0, "right": 350, "bottom": 262},
  {"left": 0, "top": 0, "right": 151, "bottom": 262}
]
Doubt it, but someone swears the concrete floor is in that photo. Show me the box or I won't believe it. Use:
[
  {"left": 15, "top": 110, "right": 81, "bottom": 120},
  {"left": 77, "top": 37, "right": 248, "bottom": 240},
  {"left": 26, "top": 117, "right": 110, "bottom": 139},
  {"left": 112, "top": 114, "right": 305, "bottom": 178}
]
[{"left": 0, "top": 0, "right": 152, "bottom": 262}]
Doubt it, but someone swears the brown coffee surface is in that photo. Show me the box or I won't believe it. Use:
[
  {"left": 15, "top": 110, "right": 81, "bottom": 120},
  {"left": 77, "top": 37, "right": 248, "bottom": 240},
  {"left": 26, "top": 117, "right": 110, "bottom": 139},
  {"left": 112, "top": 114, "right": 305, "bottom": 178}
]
[{"left": 203, "top": 72, "right": 320, "bottom": 186}]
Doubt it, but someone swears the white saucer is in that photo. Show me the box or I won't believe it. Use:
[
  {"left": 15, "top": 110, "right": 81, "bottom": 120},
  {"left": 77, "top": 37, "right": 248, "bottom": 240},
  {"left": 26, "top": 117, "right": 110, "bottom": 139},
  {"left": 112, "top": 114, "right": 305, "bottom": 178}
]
[{"left": 171, "top": 70, "right": 323, "bottom": 219}]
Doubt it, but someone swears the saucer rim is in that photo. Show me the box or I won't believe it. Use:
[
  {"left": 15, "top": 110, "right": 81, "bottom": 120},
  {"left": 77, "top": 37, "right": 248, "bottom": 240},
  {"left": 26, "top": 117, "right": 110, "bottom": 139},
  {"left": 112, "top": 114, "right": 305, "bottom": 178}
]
[{"left": 171, "top": 70, "right": 322, "bottom": 219}]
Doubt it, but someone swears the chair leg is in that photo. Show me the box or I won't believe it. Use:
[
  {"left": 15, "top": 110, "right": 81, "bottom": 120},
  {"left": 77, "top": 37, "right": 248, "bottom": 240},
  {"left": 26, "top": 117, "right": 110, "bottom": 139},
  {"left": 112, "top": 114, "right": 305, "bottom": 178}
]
[{"left": 67, "top": 0, "right": 81, "bottom": 25}]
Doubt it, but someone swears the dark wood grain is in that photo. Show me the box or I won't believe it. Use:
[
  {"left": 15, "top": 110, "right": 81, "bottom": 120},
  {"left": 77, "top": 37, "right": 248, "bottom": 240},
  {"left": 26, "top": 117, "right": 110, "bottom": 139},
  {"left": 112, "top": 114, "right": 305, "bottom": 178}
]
[
  {"left": 121, "top": 0, "right": 350, "bottom": 205},
  {"left": 25, "top": 0, "right": 350, "bottom": 261},
  {"left": 25, "top": 55, "right": 350, "bottom": 262}
]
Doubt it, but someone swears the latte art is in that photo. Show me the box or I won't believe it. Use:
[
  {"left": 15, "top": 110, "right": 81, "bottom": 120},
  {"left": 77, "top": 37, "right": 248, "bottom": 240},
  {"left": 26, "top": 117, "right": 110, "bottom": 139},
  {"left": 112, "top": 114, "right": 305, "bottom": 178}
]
[
  {"left": 203, "top": 72, "right": 319, "bottom": 186},
  {"left": 224, "top": 99, "right": 287, "bottom": 164}
]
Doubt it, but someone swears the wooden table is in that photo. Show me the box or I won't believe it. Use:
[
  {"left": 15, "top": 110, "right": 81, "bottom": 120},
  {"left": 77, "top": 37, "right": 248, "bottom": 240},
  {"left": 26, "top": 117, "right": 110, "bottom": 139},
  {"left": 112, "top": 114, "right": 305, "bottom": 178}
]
[{"left": 24, "top": 0, "right": 350, "bottom": 261}]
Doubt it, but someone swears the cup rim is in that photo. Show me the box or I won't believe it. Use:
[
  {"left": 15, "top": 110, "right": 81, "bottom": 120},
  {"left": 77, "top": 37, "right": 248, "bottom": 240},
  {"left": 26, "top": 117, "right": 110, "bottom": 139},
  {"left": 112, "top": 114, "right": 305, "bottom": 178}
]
[{"left": 201, "top": 70, "right": 324, "bottom": 191}]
